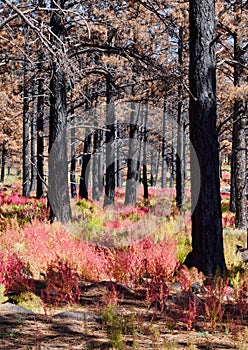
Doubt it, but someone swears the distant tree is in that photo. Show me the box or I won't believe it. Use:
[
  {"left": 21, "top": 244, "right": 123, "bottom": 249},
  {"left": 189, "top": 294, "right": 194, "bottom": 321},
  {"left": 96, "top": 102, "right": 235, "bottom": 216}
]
[
  {"left": 79, "top": 127, "right": 92, "bottom": 200},
  {"left": 22, "top": 41, "right": 30, "bottom": 197},
  {"left": 161, "top": 98, "right": 167, "bottom": 188},
  {"left": 103, "top": 74, "right": 116, "bottom": 207},
  {"left": 125, "top": 99, "right": 140, "bottom": 206},
  {"left": 231, "top": 2, "right": 247, "bottom": 230},
  {"left": 184, "top": 0, "right": 226, "bottom": 276}
]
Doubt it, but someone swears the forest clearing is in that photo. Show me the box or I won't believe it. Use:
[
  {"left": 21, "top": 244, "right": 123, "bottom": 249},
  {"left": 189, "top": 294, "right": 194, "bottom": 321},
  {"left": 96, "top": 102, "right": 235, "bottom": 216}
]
[{"left": 0, "top": 177, "right": 247, "bottom": 349}]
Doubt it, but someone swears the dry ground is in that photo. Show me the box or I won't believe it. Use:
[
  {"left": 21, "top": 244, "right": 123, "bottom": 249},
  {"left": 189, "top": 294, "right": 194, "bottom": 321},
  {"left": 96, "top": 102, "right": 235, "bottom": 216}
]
[{"left": 0, "top": 281, "right": 247, "bottom": 350}]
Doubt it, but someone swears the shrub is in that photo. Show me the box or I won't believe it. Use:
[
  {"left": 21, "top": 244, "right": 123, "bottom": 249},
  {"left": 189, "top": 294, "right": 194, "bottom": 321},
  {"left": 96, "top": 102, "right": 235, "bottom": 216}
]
[{"left": 41, "top": 257, "right": 80, "bottom": 305}]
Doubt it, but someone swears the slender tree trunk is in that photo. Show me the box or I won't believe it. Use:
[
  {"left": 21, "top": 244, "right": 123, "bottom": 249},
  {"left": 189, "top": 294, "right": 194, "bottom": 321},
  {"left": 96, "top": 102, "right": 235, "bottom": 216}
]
[
  {"left": 79, "top": 129, "right": 92, "bottom": 199},
  {"left": 229, "top": 150, "right": 236, "bottom": 212},
  {"left": 99, "top": 129, "right": 104, "bottom": 194},
  {"left": 154, "top": 150, "right": 160, "bottom": 186},
  {"left": 30, "top": 82, "right": 37, "bottom": 192},
  {"left": 115, "top": 121, "right": 122, "bottom": 188},
  {"left": 36, "top": 53, "right": 45, "bottom": 199},
  {"left": 184, "top": 0, "right": 226, "bottom": 276},
  {"left": 125, "top": 102, "right": 140, "bottom": 205},
  {"left": 176, "top": 28, "right": 185, "bottom": 208},
  {"left": 22, "top": 55, "right": 30, "bottom": 197},
  {"left": 104, "top": 75, "right": 115, "bottom": 207},
  {"left": 169, "top": 119, "right": 175, "bottom": 189},
  {"left": 70, "top": 90, "right": 77, "bottom": 199},
  {"left": 232, "top": 32, "right": 247, "bottom": 230},
  {"left": 142, "top": 102, "right": 149, "bottom": 199},
  {"left": 1, "top": 141, "right": 7, "bottom": 183},
  {"left": 161, "top": 97, "right": 167, "bottom": 188},
  {"left": 48, "top": 1, "right": 71, "bottom": 222},
  {"left": 92, "top": 111, "right": 101, "bottom": 200}
]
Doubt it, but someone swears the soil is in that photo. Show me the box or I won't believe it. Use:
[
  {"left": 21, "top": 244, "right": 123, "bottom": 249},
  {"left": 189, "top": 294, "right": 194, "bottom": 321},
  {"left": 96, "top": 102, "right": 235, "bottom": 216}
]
[{"left": 0, "top": 281, "right": 247, "bottom": 350}]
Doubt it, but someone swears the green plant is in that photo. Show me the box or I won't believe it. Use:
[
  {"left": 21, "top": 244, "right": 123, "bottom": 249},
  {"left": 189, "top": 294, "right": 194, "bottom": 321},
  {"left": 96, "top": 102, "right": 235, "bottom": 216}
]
[
  {"left": 204, "top": 276, "right": 229, "bottom": 332},
  {"left": 102, "top": 305, "right": 125, "bottom": 349},
  {"left": 10, "top": 291, "right": 44, "bottom": 313},
  {"left": 0, "top": 283, "right": 8, "bottom": 304}
]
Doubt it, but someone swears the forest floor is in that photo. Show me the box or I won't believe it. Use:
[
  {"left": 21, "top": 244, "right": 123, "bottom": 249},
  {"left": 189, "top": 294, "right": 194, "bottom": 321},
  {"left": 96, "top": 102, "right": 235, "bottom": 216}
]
[{"left": 0, "top": 280, "right": 247, "bottom": 350}]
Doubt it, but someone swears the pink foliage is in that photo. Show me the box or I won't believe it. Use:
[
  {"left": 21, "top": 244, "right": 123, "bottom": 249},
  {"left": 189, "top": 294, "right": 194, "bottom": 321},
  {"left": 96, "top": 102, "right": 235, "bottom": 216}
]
[
  {"left": 222, "top": 212, "right": 235, "bottom": 228},
  {"left": 0, "top": 252, "right": 33, "bottom": 294},
  {"left": 1, "top": 221, "right": 109, "bottom": 281},
  {"left": 106, "top": 237, "right": 177, "bottom": 289}
]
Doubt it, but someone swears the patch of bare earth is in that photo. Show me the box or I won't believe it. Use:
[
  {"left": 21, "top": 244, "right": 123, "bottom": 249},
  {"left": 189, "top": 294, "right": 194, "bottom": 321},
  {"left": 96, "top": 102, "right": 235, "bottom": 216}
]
[{"left": 0, "top": 281, "right": 247, "bottom": 349}]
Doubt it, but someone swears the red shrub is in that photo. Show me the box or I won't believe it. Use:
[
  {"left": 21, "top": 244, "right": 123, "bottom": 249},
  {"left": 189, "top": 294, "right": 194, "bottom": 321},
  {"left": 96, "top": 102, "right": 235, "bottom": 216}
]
[
  {"left": 0, "top": 252, "right": 33, "bottom": 294},
  {"left": 41, "top": 257, "right": 80, "bottom": 305}
]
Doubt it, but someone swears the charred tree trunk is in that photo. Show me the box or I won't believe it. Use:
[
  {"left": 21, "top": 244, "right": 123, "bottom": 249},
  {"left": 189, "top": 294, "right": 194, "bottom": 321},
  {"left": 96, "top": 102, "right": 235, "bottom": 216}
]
[
  {"left": 92, "top": 113, "right": 101, "bottom": 200},
  {"left": 229, "top": 150, "right": 236, "bottom": 212},
  {"left": 36, "top": 53, "right": 45, "bottom": 199},
  {"left": 30, "top": 82, "right": 37, "bottom": 192},
  {"left": 70, "top": 90, "right": 77, "bottom": 199},
  {"left": 125, "top": 102, "right": 140, "bottom": 205},
  {"left": 232, "top": 31, "right": 247, "bottom": 230},
  {"left": 169, "top": 119, "right": 175, "bottom": 189},
  {"left": 22, "top": 55, "right": 30, "bottom": 198},
  {"left": 184, "top": 0, "right": 226, "bottom": 276},
  {"left": 104, "top": 75, "right": 115, "bottom": 207},
  {"left": 115, "top": 121, "right": 122, "bottom": 188},
  {"left": 79, "top": 129, "right": 92, "bottom": 199},
  {"left": 1, "top": 140, "right": 7, "bottom": 183},
  {"left": 161, "top": 98, "right": 167, "bottom": 188},
  {"left": 176, "top": 27, "right": 185, "bottom": 209},
  {"left": 48, "top": 1, "right": 71, "bottom": 222},
  {"left": 141, "top": 102, "right": 149, "bottom": 199}
]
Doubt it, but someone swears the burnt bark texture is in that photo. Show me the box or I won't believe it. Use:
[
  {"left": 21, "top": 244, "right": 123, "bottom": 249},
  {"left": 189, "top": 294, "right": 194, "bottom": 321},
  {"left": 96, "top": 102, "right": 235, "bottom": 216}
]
[
  {"left": 70, "top": 91, "right": 77, "bottom": 199},
  {"left": 30, "top": 84, "right": 37, "bottom": 193},
  {"left": 22, "top": 54, "right": 30, "bottom": 198},
  {"left": 103, "top": 75, "right": 115, "bottom": 207},
  {"left": 232, "top": 30, "right": 247, "bottom": 230},
  {"left": 36, "top": 56, "right": 45, "bottom": 199},
  {"left": 1, "top": 140, "right": 7, "bottom": 183},
  {"left": 142, "top": 102, "right": 149, "bottom": 199},
  {"left": 161, "top": 98, "right": 167, "bottom": 188},
  {"left": 185, "top": 0, "right": 226, "bottom": 276},
  {"left": 125, "top": 102, "right": 140, "bottom": 205},
  {"left": 48, "top": 0, "right": 71, "bottom": 223},
  {"left": 176, "top": 27, "right": 185, "bottom": 209},
  {"left": 79, "top": 128, "right": 92, "bottom": 199},
  {"left": 92, "top": 118, "right": 101, "bottom": 201}
]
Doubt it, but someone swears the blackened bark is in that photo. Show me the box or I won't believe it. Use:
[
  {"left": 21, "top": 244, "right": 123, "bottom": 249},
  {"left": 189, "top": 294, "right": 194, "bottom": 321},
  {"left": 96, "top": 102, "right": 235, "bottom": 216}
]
[
  {"left": 185, "top": 0, "right": 226, "bottom": 276},
  {"left": 142, "top": 102, "right": 149, "bottom": 199},
  {"left": 70, "top": 115, "right": 77, "bottom": 199},
  {"left": 36, "top": 54, "right": 45, "bottom": 199},
  {"left": 232, "top": 32, "right": 247, "bottom": 230},
  {"left": 229, "top": 150, "right": 236, "bottom": 212},
  {"left": 92, "top": 117, "right": 101, "bottom": 200},
  {"left": 1, "top": 140, "right": 7, "bottom": 183},
  {"left": 22, "top": 56, "right": 30, "bottom": 197},
  {"left": 104, "top": 75, "right": 115, "bottom": 207},
  {"left": 70, "top": 91, "right": 77, "bottom": 199},
  {"left": 79, "top": 129, "right": 91, "bottom": 199},
  {"left": 169, "top": 119, "right": 175, "bottom": 189},
  {"left": 115, "top": 121, "right": 122, "bottom": 188},
  {"left": 30, "top": 83, "right": 37, "bottom": 192},
  {"left": 161, "top": 98, "right": 167, "bottom": 188},
  {"left": 48, "top": 1, "right": 71, "bottom": 222},
  {"left": 125, "top": 102, "right": 140, "bottom": 205},
  {"left": 176, "top": 28, "right": 185, "bottom": 209},
  {"left": 99, "top": 129, "right": 104, "bottom": 194}
]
